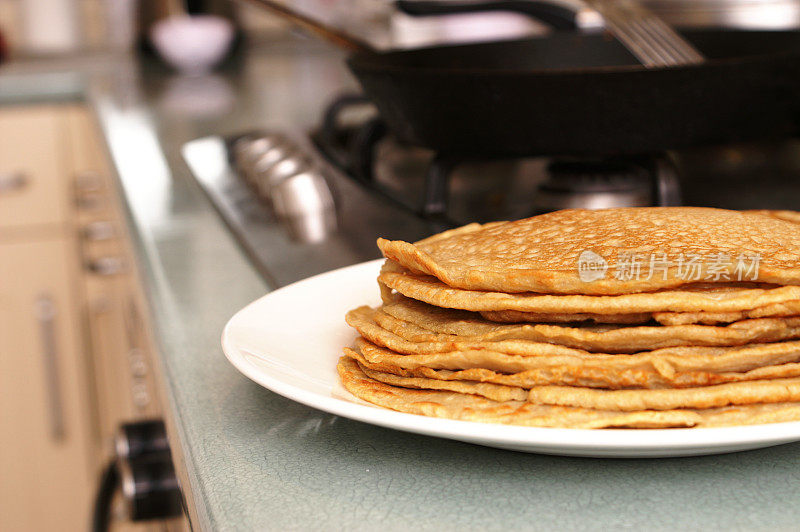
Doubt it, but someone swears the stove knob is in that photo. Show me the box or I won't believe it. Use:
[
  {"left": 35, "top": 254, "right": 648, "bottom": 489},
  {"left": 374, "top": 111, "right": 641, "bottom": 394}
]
[
  {"left": 247, "top": 144, "right": 299, "bottom": 187},
  {"left": 271, "top": 170, "right": 334, "bottom": 217},
  {"left": 270, "top": 170, "right": 337, "bottom": 243},
  {"left": 255, "top": 155, "right": 313, "bottom": 198},
  {"left": 119, "top": 456, "right": 182, "bottom": 521},
  {"left": 115, "top": 420, "right": 169, "bottom": 462},
  {"left": 233, "top": 134, "right": 277, "bottom": 164},
  {"left": 234, "top": 134, "right": 288, "bottom": 178},
  {"left": 115, "top": 420, "right": 182, "bottom": 521}
]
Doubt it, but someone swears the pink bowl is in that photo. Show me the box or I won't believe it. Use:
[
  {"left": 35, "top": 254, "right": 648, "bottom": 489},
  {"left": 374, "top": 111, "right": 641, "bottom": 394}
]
[{"left": 150, "top": 15, "right": 234, "bottom": 74}]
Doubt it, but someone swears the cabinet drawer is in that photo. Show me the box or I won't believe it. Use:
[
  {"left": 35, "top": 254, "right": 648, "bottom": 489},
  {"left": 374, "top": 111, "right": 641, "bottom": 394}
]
[
  {"left": 0, "top": 105, "right": 69, "bottom": 230},
  {"left": 0, "top": 235, "right": 94, "bottom": 531}
]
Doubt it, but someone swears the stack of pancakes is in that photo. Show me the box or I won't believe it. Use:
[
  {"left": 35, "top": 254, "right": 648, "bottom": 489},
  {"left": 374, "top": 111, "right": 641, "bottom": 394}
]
[{"left": 338, "top": 207, "right": 800, "bottom": 429}]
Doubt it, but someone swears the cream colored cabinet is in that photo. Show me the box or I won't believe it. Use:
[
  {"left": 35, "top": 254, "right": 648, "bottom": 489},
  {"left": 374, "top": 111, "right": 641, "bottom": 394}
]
[
  {"left": 66, "top": 106, "right": 178, "bottom": 532},
  {"left": 0, "top": 235, "right": 95, "bottom": 532},
  {"left": 82, "top": 252, "right": 161, "bottom": 455},
  {"left": 0, "top": 105, "right": 70, "bottom": 231},
  {"left": 67, "top": 107, "right": 162, "bottom": 450},
  {"left": 0, "top": 103, "right": 182, "bottom": 531}
]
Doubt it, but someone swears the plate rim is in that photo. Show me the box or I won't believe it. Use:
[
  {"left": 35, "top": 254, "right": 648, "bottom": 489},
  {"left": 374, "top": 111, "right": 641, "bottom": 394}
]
[{"left": 222, "top": 259, "right": 800, "bottom": 454}]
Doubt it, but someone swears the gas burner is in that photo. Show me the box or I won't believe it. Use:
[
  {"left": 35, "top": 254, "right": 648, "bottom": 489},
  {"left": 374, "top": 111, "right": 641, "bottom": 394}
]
[
  {"left": 533, "top": 156, "right": 682, "bottom": 213},
  {"left": 313, "top": 94, "right": 682, "bottom": 225}
]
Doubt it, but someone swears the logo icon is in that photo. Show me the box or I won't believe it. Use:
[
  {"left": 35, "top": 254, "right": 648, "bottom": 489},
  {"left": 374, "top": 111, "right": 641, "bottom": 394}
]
[{"left": 578, "top": 250, "right": 608, "bottom": 282}]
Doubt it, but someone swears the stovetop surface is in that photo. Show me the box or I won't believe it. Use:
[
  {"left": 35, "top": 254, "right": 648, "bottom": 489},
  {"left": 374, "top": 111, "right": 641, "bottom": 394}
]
[
  {"left": 182, "top": 133, "right": 433, "bottom": 288},
  {"left": 184, "top": 120, "right": 800, "bottom": 290}
]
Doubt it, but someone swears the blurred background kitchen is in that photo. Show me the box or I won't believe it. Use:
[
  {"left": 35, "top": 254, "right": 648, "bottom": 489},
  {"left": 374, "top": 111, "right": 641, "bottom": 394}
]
[
  {"left": 0, "top": 3, "right": 561, "bottom": 531},
  {"left": 4, "top": 1, "right": 800, "bottom": 531},
  {"left": 0, "top": 0, "right": 560, "bottom": 57}
]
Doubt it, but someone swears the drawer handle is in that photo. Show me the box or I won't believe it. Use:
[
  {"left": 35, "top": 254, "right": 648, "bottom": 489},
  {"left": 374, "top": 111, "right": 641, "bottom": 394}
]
[
  {"left": 74, "top": 171, "right": 103, "bottom": 193},
  {"left": 35, "top": 294, "right": 66, "bottom": 442},
  {"left": 0, "top": 171, "right": 28, "bottom": 194},
  {"left": 86, "top": 256, "right": 126, "bottom": 276},
  {"left": 82, "top": 221, "right": 117, "bottom": 241}
]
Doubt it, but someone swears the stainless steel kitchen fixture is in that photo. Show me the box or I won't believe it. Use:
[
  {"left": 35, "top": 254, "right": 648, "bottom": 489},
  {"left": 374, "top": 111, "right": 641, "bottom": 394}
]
[
  {"left": 183, "top": 130, "right": 431, "bottom": 286},
  {"left": 543, "top": 0, "right": 800, "bottom": 30},
  {"left": 582, "top": 0, "right": 704, "bottom": 67},
  {"left": 182, "top": 80, "right": 800, "bottom": 289},
  {"left": 182, "top": 95, "right": 686, "bottom": 285},
  {"left": 642, "top": 0, "right": 800, "bottom": 29},
  {"left": 389, "top": 0, "right": 800, "bottom": 37}
]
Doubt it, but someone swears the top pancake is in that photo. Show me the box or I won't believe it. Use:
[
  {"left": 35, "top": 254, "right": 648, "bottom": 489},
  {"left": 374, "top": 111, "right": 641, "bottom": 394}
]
[
  {"left": 748, "top": 209, "right": 800, "bottom": 225},
  {"left": 377, "top": 207, "right": 800, "bottom": 295}
]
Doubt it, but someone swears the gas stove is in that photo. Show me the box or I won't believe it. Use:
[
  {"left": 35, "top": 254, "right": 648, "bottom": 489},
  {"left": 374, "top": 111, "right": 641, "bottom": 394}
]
[
  {"left": 182, "top": 93, "right": 800, "bottom": 289},
  {"left": 309, "top": 94, "right": 682, "bottom": 223},
  {"left": 182, "top": 127, "right": 431, "bottom": 288}
]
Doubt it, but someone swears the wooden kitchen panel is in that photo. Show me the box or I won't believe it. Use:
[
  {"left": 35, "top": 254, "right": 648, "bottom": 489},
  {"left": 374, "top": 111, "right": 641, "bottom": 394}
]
[
  {"left": 0, "top": 235, "right": 95, "bottom": 532},
  {"left": 66, "top": 103, "right": 181, "bottom": 530},
  {"left": 0, "top": 105, "right": 71, "bottom": 231},
  {"left": 69, "top": 105, "right": 163, "bottom": 445},
  {"left": 66, "top": 104, "right": 108, "bottom": 171},
  {"left": 83, "top": 272, "right": 161, "bottom": 447}
]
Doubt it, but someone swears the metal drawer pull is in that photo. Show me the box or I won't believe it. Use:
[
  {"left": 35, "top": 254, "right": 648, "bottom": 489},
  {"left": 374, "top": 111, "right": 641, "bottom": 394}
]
[
  {"left": 82, "top": 221, "right": 117, "bottom": 241},
  {"left": 0, "top": 171, "right": 28, "bottom": 193},
  {"left": 35, "top": 294, "right": 65, "bottom": 441},
  {"left": 86, "top": 256, "right": 126, "bottom": 276},
  {"left": 74, "top": 171, "right": 103, "bottom": 193},
  {"left": 75, "top": 192, "right": 107, "bottom": 211}
]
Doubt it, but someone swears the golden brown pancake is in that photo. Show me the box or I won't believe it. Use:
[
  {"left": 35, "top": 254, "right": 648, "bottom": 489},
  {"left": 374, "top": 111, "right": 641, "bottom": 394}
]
[
  {"left": 345, "top": 342, "right": 800, "bottom": 390},
  {"left": 339, "top": 356, "right": 800, "bottom": 428},
  {"left": 378, "top": 262, "right": 800, "bottom": 316},
  {"left": 376, "top": 296, "right": 800, "bottom": 352},
  {"left": 654, "top": 302, "right": 800, "bottom": 325},
  {"left": 526, "top": 377, "right": 800, "bottom": 411},
  {"left": 338, "top": 356, "right": 701, "bottom": 428},
  {"left": 347, "top": 307, "right": 800, "bottom": 363},
  {"left": 339, "top": 208, "right": 800, "bottom": 429},
  {"left": 485, "top": 301, "right": 800, "bottom": 325},
  {"left": 351, "top": 336, "right": 800, "bottom": 384},
  {"left": 747, "top": 209, "right": 800, "bottom": 225},
  {"left": 378, "top": 208, "right": 800, "bottom": 295}
]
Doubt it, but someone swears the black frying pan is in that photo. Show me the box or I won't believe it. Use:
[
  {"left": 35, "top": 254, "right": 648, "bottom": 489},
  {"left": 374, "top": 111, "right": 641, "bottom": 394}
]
[{"left": 245, "top": 0, "right": 800, "bottom": 157}]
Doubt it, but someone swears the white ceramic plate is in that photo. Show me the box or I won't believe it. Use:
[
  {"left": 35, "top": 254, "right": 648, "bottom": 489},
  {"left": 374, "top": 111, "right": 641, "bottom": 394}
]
[{"left": 222, "top": 259, "right": 800, "bottom": 457}]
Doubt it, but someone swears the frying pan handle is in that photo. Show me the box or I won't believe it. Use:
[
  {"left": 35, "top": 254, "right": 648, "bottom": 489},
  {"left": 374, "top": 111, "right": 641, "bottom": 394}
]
[{"left": 396, "top": 0, "right": 584, "bottom": 31}]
